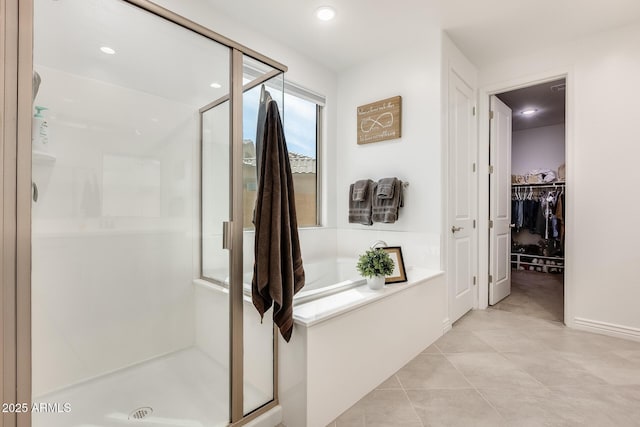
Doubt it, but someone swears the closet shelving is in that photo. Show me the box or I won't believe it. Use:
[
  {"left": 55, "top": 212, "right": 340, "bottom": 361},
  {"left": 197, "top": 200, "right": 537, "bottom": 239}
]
[
  {"left": 512, "top": 181, "right": 565, "bottom": 188},
  {"left": 511, "top": 181, "right": 565, "bottom": 273},
  {"left": 511, "top": 253, "right": 564, "bottom": 272}
]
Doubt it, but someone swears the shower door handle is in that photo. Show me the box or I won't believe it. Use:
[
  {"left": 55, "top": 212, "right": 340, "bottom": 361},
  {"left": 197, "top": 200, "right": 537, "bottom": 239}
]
[
  {"left": 222, "top": 221, "right": 232, "bottom": 250},
  {"left": 32, "top": 182, "right": 39, "bottom": 202}
]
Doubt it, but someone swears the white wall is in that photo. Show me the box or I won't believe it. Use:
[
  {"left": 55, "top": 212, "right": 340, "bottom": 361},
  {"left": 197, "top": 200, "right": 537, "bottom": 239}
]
[
  {"left": 512, "top": 124, "right": 565, "bottom": 176},
  {"left": 479, "top": 22, "right": 640, "bottom": 335},
  {"left": 335, "top": 32, "right": 443, "bottom": 269}
]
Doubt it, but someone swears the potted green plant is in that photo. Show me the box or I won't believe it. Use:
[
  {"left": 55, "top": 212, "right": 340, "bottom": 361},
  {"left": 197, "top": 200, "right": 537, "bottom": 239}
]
[{"left": 356, "top": 248, "right": 395, "bottom": 290}]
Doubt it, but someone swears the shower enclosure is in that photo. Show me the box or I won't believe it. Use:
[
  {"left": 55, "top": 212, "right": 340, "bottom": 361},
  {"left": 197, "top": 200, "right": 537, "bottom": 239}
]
[{"left": 1, "top": 0, "right": 286, "bottom": 425}]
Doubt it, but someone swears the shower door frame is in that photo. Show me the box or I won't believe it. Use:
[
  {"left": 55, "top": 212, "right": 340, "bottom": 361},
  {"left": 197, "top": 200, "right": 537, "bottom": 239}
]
[
  {"left": 200, "top": 62, "right": 284, "bottom": 425},
  {"left": 1, "top": 1, "right": 33, "bottom": 426},
  {"left": 1, "top": 1, "right": 287, "bottom": 426}
]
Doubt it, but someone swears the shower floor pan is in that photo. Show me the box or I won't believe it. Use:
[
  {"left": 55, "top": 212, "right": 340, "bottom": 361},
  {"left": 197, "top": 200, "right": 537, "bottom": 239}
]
[{"left": 32, "top": 347, "right": 268, "bottom": 427}]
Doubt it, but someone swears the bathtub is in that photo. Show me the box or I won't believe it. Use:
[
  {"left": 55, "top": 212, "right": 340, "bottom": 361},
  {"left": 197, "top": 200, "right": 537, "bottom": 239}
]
[
  {"left": 291, "top": 257, "right": 366, "bottom": 303},
  {"left": 202, "top": 257, "right": 366, "bottom": 304}
]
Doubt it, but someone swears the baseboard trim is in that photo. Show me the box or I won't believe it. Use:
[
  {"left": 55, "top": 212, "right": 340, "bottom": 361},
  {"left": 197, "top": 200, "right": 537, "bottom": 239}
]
[
  {"left": 442, "top": 318, "right": 452, "bottom": 334},
  {"left": 573, "top": 317, "right": 640, "bottom": 342}
]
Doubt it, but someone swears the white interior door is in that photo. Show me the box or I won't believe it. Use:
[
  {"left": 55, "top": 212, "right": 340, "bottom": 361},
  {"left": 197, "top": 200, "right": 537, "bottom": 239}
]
[
  {"left": 448, "top": 71, "right": 477, "bottom": 323},
  {"left": 489, "top": 96, "right": 512, "bottom": 305}
]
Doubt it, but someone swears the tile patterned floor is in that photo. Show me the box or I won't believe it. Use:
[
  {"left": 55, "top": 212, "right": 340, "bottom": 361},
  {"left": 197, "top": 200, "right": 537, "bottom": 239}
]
[
  {"left": 326, "top": 280, "right": 640, "bottom": 427},
  {"left": 492, "top": 270, "right": 564, "bottom": 322}
]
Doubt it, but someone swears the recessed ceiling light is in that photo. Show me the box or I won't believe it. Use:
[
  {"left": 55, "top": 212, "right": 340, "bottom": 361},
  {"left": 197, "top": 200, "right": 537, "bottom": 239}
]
[
  {"left": 100, "top": 46, "right": 116, "bottom": 55},
  {"left": 315, "top": 6, "right": 336, "bottom": 21},
  {"left": 521, "top": 109, "right": 538, "bottom": 116},
  {"left": 210, "top": 82, "right": 222, "bottom": 89}
]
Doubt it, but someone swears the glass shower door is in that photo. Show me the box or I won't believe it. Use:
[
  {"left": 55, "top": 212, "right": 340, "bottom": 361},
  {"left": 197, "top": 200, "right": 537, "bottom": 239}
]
[
  {"left": 205, "top": 54, "right": 285, "bottom": 420},
  {"left": 31, "top": 0, "right": 231, "bottom": 425}
]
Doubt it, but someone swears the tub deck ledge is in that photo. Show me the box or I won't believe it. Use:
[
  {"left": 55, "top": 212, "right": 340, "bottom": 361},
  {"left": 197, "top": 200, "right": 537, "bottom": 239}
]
[{"left": 293, "top": 267, "right": 444, "bottom": 327}]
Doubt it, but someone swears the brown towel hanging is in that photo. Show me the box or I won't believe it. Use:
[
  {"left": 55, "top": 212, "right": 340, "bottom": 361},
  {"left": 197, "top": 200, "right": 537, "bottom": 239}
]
[{"left": 252, "top": 99, "right": 305, "bottom": 342}]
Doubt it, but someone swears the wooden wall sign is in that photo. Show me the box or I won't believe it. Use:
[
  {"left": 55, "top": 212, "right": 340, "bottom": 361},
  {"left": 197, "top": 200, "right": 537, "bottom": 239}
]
[{"left": 357, "top": 96, "right": 402, "bottom": 145}]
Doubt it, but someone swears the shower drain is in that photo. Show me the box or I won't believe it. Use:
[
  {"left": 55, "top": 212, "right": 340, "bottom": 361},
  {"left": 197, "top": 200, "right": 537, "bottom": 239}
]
[{"left": 128, "top": 407, "right": 153, "bottom": 421}]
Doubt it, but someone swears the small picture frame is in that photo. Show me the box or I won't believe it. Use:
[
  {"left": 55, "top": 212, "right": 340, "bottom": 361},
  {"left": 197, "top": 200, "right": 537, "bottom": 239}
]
[{"left": 383, "top": 246, "right": 407, "bottom": 284}]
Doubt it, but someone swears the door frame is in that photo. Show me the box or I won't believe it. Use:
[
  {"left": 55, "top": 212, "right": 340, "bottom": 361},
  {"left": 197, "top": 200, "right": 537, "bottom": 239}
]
[{"left": 477, "top": 68, "right": 574, "bottom": 327}]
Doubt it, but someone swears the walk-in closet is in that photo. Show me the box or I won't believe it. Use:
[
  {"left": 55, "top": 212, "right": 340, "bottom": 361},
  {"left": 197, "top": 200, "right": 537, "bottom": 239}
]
[{"left": 495, "top": 79, "right": 566, "bottom": 322}]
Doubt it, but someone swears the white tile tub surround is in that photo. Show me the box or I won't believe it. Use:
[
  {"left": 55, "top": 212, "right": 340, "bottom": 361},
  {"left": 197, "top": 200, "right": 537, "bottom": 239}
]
[
  {"left": 279, "top": 268, "right": 445, "bottom": 427},
  {"left": 336, "top": 229, "right": 442, "bottom": 271}
]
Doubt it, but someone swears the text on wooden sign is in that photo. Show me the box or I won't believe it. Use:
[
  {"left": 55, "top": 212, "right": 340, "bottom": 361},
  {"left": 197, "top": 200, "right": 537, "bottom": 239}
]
[{"left": 357, "top": 96, "right": 402, "bottom": 144}]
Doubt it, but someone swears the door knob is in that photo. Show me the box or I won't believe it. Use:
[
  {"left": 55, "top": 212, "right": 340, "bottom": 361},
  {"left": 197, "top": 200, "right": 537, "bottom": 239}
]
[
  {"left": 509, "top": 224, "right": 516, "bottom": 228},
  {"left": 451, "top": 226, "right": 463, "bottom": 233}
]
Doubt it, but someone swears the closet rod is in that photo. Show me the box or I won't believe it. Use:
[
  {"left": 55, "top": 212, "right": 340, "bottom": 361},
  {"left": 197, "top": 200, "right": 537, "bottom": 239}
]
[{"left": 512, "top": 182, "right": 565, "bottom": 188}]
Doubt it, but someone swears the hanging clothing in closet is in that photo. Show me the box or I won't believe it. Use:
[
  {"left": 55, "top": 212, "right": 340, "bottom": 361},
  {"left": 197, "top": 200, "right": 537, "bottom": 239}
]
[
  {"left": 523, "top": 199, "right": 538, "bottom": 231},
  {"left": 511, "top": 192, "right": 541, "bottom": 232},
  {"left": 511, "top": 199, "right": 524, "bottom": 231},
  {"left": 511, "top": 188, "right": 562, "bottom": 241}
]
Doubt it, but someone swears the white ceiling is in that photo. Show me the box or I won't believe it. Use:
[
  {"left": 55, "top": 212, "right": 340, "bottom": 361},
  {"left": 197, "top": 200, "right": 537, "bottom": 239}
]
[
  {"left": 497, "top": 79, "right": 565, "bottom": 131},
  {"left": 204, "top": 0, "right": 640, "bottom": 70}
]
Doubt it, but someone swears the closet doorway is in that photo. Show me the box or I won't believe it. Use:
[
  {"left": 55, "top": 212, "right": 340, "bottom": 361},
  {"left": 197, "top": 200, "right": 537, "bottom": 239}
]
[{"left": 489, "top": 79, "right": 566, "bottom": 323}]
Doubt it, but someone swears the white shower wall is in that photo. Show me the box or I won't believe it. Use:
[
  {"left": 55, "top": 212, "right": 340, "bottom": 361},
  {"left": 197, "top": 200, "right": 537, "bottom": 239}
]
[{"left": 32, "top": 66, "right": 199, "bottom": 396}]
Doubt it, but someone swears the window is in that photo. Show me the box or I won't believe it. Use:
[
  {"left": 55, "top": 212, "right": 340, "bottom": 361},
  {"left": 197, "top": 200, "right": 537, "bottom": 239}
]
[
  {"left": 242, "top": 82, "right": 323, "bottom": 228},
  {"left": 282, "top": 92, "right": 319, "bottom": 227}
]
